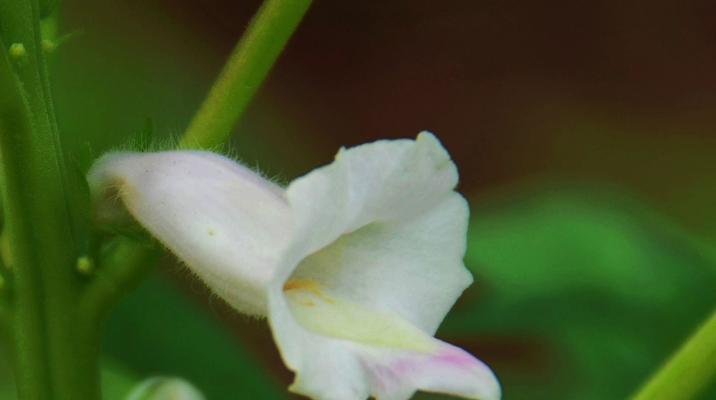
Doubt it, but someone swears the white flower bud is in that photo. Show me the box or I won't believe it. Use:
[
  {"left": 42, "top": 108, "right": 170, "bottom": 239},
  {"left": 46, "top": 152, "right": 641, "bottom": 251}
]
[{"left": 126, "top": 377, "right": 205, "bottom": 400}]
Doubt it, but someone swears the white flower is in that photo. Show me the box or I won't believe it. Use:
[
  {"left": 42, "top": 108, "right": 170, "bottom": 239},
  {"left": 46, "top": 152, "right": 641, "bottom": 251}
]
[{"left": 88, "top": 132, "right": 501, "bottom": 400}]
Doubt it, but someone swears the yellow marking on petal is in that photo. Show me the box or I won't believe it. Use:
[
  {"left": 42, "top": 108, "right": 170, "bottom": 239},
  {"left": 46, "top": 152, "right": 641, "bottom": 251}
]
[
  {"left": 284, "top": 278, "right": 437, "bottom": 352},
  {"left": 283, "top": 278, "right": 334, "bottom": 303},
  {"left": 283, "top": 278, "right": 319, "bottom": 292}
]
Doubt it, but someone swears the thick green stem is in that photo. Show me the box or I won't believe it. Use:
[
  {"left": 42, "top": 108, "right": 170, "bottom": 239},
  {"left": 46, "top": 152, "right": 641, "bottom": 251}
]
[
  {"left": 180, "top": 0, "right": 312, "bottom": 149},
  {"left": 0, "top": 1, "right": 98, "bottom": 399},
  {"left": 631, "top": 308, "right": 716, "bottom": 400}
]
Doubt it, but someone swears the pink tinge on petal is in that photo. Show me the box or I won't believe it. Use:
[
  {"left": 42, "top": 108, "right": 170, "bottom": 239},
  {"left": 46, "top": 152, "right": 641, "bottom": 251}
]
[
  {"left": 362, "top": 341, "right": 501, "bottom": 400},
  {"left": 381, "top": 351, "right": 471, "bottom": 380},
  {"left": 432, "top": 346, "right": 484, "bottom": 368}
]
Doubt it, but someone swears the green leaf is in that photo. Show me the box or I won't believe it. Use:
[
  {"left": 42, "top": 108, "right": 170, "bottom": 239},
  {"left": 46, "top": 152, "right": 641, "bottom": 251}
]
[
  {"left": 103, "top": 272, "right": 287, "bottom": 399},
  {"left": 100, "top": 361, "right": 140, "bottom": 400},
  {"left": 436, "top": 184, "right": 716, "bottom": 400}
]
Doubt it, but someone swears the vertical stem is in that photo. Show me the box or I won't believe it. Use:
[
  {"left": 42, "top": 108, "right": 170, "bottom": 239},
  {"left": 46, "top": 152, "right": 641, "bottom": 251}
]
[
  {"left": 180, "top": 0, "right": 312, "bottom": 149},
  {"left": 631, "top": 308, "right": 716, "bottom": 400},
  {"left": 0, "top": 0, "right": 98, "bottom": 399}
]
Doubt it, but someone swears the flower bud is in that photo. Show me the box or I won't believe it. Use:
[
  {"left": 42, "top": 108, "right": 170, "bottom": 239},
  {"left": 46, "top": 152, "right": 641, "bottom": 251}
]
[{"left": 126, "top": 377, "right": 205, "bottom": 400}]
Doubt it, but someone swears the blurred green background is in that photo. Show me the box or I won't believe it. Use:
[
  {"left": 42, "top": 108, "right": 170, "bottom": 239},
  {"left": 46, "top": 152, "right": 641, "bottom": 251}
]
[{"left": 4, "top": 0, "right": 716, "bottom": 398}]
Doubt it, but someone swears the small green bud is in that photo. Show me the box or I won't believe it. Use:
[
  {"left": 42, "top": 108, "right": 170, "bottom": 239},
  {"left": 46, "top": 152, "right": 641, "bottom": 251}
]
[
  {"left": 9, "top": 43, "right": 26, "bottom": 60},
  {"left": 126, "top": 377, "right": 205, "bottom": 400},
  {"left": 76, "top": 256, "right": 94, "bottom": 275},
  {"left": 42, "top": 39, "right": 56, "bottom": 54}
]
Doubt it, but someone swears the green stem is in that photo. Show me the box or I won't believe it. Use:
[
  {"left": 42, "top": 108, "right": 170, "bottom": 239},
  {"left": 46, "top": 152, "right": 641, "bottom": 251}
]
[
  {"left": 631, "top": 308, "right": 716, "bottom": 400},
  {"left": 79, "top": 238, "right": 158, "bottom": 327},
  {"left": 0, "top": 244, "right": 12, "bottom": 349},
  {"left": 0, "top": 1, "right": 97, "bottom": 399},
  {"left": 179, "top": 0, "right": 312, "bottom": 149}
]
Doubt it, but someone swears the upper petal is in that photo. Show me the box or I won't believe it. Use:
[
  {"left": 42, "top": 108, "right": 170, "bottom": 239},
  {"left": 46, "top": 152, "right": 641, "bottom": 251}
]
[
  {"left": 277, "top": 132, "right": 469, "bottom": 332},
  {"left": 290, "top": 193, "right": 472, "bottom": 334},
  {"left": 279, "top": 131, "right": 460, "bottom": 273},
  {"left": 88, "top": 151, "right": 292, "bottom": 315}
]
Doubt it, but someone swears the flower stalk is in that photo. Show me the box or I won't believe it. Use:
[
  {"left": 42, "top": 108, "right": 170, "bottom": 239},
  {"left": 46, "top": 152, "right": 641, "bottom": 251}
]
[
  {"left": 631, "top": 307, "right": 716, "bottom": 400},
  {"left": 180, "top": 0, "right": 312, "bottom": 149}
]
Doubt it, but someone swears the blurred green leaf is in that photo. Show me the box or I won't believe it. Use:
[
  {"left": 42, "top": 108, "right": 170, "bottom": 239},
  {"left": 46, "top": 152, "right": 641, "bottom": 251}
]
[
  {"left": 103, "top": 272, "right": 287, "bottom": 400},
  {"left": 433, "top": 184, "right": 716, "bottom": 400},
  {"left": 101, "top": 361, "right": 140, "bottom": 400},
  {"left": 0, "top": 359, "right": 140, "bottom": 400}
]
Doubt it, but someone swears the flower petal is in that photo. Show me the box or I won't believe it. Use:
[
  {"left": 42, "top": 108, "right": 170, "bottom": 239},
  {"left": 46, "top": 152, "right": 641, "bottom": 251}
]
[
  {"left": 361, "top": 340, "right": 501, "bottom": 400},
  {"left": 290, "top": 193, "right": 471, "bottom": 334},
  {"left": 278, "top": 132, "right": 469, "bottom": 333},
  {"left": 281, "top": 131, "right": 459, "bottom": 268},
  {"left": 271, "top": 279, "right": 500, "bottom": 400},
  {"left": 267, "top": 132, "right": 499, "bottom": 399},
  {"left": 88, "top": 151, "right": 292, "bottom": 315}
]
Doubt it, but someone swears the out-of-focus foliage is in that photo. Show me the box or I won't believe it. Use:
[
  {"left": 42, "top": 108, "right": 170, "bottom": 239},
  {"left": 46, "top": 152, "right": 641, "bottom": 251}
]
[
  {"left": 425, "top": 185, "right": 716, "bottom": 399},
  {"left": 0, "top": 357, "right": 138, "bottom": 399},
  {"left": 100, "top": 363, "right": 140, "bottom": 400},
  {"left": 103, "top": 273, "right": 287, "bottom": 399},
  {"left": 0, "top": 273, "right": 285, "bottom": 399},
  {"left": 52, "top": 0, "right": 316, "bottom": 179}
]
